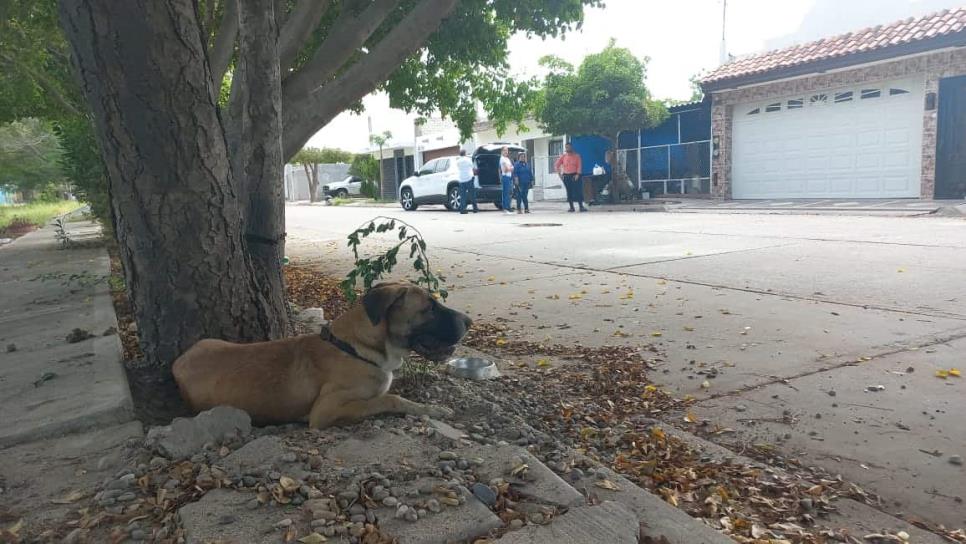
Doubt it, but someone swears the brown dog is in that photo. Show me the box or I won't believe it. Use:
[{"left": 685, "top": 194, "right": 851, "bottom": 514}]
[{"left": 172, "top": 282, "right": 471, "bottom": 428}]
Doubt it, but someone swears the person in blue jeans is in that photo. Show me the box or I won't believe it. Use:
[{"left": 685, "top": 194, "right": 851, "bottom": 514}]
[
  {"left": 455, "top": 149, "right": 478, "bottom": 213},
  {"left": 513, "top": 152, "right": 534, "bottom": 213},
  {"left": 500, "top": 146, "right": 514, "bottom": 214}
]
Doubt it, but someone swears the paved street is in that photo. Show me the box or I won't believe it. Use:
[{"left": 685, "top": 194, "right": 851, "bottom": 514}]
[{"left": 285, "top": 203, "right": 966, "bottom": 529}]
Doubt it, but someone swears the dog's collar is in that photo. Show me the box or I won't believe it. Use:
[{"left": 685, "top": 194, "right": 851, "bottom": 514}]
[{"left": 319, "top": 325, "right": 380, "bottom": 368}]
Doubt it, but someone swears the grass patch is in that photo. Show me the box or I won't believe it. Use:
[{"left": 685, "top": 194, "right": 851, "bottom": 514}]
[
  {"left": 329, "top": 196, "right": 352, "bottom": 206},
  {"left": 0, "top": 200, "right": 81, "bottom": 232}
]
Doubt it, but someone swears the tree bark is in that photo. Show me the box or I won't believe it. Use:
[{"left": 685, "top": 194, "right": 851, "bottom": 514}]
[
  {"left": 232, "top": 0, "right": 289, "bottom": 338},
  {"left": 59, "top": 0, "right": 281, "bottom": 367},
  {"left": 208, "top": 0, "right": 238, "bottom": 88}
]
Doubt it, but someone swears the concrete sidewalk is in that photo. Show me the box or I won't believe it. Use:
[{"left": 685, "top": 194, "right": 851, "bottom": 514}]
[{"left": 0, "top": 215, "right": 134, "bottom": 448}]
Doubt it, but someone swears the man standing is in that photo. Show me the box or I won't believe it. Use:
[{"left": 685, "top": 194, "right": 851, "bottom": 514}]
[
  {"left": 513, "top": 152, "right": 535, "bottom": 214},
  {"left": 456, "top": 149, "right": 478, "bottom": 214},
  {"left": 555, "top": 142, "right": 586, "bottom": 212},
  {"left": 500, "top": 146, "right": 514, "bottom": 215}
]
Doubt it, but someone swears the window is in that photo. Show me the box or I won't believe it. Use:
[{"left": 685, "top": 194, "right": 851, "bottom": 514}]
[
  {"left": 418, "top": 160, "right": 437, "bottom": 176},
  {"left": 548, "top": 139, "right": 563, "bottom": 172},
  {"left": 889, "top": 88, "right": 910, "bottom": 96},
  {"left": 810, "top": 93, "right": 828, "bottom": 105},
  {"left": 765, "top": 102, "right": 781, "bottom": 112},
  {"left": 860, "top": 89, "right": 881, "bottom": 99},
  {"left": 434, "top": 159, "right": 450, "bottom": 173},
  {"left": 787, "top": 98, "right": 804, "bottom": 109},
  {"left": 747, "top": 107, "right": 760, "bottom": 115},
  {"left": 834, "top": 91, "right": 853, "bottom": 103}
]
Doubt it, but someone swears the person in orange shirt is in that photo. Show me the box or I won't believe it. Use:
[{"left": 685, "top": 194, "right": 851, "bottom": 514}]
[{"left": 554, "top": 142, "right": 587, "bottom": 212}]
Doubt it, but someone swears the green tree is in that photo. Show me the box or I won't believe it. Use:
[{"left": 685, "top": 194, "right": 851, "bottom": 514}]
[
  {"left": 368, "top": 130, "right": 392, "bottom": 198},
  {"left": 349, "top": 154, "right": 380, "bottom": 198},
  {"left": 0, "top": 1, "right": 109, "bottom": 220},
  {"left": 536, "top": 41, "right": 667, "bottom": 202},
  {"left": 0, "top": 118, "right": 65, "bottom": 198},
  {"left": 291, "top": 147, "right": 352, "bottom": 202},
  {"left": 55, "top": 0, "right": 600, "bottom": 367}
]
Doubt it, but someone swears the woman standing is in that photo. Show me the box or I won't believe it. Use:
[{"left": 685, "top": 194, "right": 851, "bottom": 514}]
[
  {"left": 500, "top": 146, "right": 514, "bottom": 215},
  {"left": 513, "top": 152, "right": 535, "bottom": 213}
]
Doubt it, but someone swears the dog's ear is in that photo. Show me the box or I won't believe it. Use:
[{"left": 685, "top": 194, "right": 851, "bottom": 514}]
[{"left": 362, "top": 284, "right": 408, "bottom": 325}]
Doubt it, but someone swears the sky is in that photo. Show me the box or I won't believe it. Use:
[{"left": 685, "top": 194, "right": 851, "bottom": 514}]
[{"left": 307, "top": 0, "right": 963, "bottom": 153}]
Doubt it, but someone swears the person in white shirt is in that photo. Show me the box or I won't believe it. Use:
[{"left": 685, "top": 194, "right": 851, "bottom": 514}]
[
  {"left": 500, "top": 146, "right": 514, "bottom": 214},
  {"left": 455, "top": 149, "right": 478, "bottom": 214}
]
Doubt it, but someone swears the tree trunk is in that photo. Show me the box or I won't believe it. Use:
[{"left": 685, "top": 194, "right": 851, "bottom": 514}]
[
  {"left": 59, "top": 0, "right": 283, "bottom": 367},
  {"left": 226, "top": 0, "right": 290, "bottom": 339},
  {"left": 301, "top": 163, "right": 317, "bottom": 202},
  {"left": 308, "top": 164, "right": 320, "bottom": 202}
]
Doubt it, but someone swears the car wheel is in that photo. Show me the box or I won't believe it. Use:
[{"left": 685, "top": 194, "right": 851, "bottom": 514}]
[
  {"left": 400, "top": 188, "right": 417, "bottom": 211},
  {"left": 445, "top": 185, "right": 461, "bottom": 211},
  {"left": 335, "top": 189, "right": 348, "bottom": 198}
]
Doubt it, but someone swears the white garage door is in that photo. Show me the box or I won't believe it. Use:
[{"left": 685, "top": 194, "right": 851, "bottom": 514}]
[{"left": 732, "top": 78, "right": 924, "bottom": 199}]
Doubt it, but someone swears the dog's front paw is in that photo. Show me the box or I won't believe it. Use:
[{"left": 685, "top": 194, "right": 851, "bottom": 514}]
[{"left": 424, "top": 405, "right": 455, "bottom": 419}]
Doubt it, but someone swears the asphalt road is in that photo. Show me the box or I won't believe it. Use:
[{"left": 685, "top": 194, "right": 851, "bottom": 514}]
[{"left": 285, "top": 201, "right": 966, "bottom": 528}]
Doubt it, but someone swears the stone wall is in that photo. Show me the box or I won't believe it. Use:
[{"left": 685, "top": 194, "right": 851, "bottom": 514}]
[{"left": 710, "top": 48, "right": 966, "bottom": 199}]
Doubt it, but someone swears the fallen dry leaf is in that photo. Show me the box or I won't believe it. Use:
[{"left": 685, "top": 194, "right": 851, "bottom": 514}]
[
  {"left": 594, "top": 479, "right": 622, "bottom": 491},
  {"left": 51, "top": 490, "right": 86, "bottom": 504},
  {"left": 298, "top": 533, "right": 327, "bottom": 544}
]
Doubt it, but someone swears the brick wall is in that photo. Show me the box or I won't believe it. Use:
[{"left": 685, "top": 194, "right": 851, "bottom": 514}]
[{"left": 710, "top": 48, "right": 966, "bottom": 199}]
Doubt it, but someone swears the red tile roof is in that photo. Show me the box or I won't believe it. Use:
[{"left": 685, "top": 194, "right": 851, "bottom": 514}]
[{"left": 703, "top": 7, "right": 966, "bottom": 87}]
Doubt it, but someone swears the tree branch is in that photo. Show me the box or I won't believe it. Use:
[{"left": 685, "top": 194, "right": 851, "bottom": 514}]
[
  {"left": 278, "top": 0, "right": 332, "bottom": 72},
  {"left": 209, "top": 0, "right": 238, "bottom": 87},
  {"left": 282, "top": 0, "right": 399, "bottom": 100},
  {"left": 281, "top": 0, "right": 457, "bottom": 159}
]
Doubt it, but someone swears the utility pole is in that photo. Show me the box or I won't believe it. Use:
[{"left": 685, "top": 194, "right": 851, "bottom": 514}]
[{"left": 719, "top": 0, "right": 728, "bottom": 65}]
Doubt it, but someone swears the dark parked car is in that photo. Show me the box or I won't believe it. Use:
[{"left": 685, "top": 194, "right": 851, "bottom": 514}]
[{"left": 472, "top": 143, "right": 525, "bottom": 209}]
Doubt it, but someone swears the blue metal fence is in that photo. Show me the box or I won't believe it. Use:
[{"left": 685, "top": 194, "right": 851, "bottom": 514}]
[{"left": 619, "top": 101, "right": 712, "bottom": 196}]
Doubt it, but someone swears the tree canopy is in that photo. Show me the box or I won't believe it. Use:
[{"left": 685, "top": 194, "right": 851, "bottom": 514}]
[
  {"left": 291, "top": 147, "right": 354, "bottom": 166},
  {"left": 536, "top": 41, "right": 667, "bottom": 143}
]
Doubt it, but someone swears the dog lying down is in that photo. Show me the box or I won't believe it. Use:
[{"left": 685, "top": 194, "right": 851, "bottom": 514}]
[{"left": 173, "top": 282, "right": 471, "bottom": 429}]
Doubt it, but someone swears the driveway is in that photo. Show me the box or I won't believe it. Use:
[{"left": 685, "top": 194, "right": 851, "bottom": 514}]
[{"left": 284, "top": 203, "right": 966, "bottom": 529}]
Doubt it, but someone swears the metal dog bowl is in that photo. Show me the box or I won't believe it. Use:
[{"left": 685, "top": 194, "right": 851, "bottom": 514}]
[{"left": 447, "top": 357, "right": 500, "bottom": 380}]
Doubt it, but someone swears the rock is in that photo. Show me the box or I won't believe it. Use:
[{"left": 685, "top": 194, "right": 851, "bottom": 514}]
[
  {"left": 438, "top": 451, "right": 458, "bottom": 461},
  {"left": 498, "top": 502, "right": 638, "bottom": 544},
  {"left": 950, "top": 455, "right": 963, "bottom": 466},
  {"left": 66, "top": 328, "right": 95, "bottom": 343},
  {"left": 734, "top": 405, "right": 747, "bottom": 413},
  {"left": 470, "top": 483, "right": 497, "bottom": 507},
  {"left": 509, "top": 519, "right": 524, "bottom": 530},
  {"left": 528, "top": 512, "right": 544, "bottom": 524},
  {"left": 180, "top": 489, "right": 280, "bottom": 543},
  {"left": 827, "top": 390, "right": 837, "bottom": 397},
  {"left": 130, "top": 529, "right": 146, "bottom": 540},
  {"left": 296, "top": 308, "right": 326, "bottom": 331},
  {"left": 799, "top": 498, "right": 814, "bottom": 511},
  {"left": 145, "top": 406, "right": 251, "bottom": 460},
  {"left": 220, "top": 436, "right": 287, "bottom": 474},
  {"left": 5, "top": 343, "right": 16, "bottom": 353},
  {"left": 383, "top": 496, "right": 399, "bottom": 507},
  {"left": 63, "top": 528, "right": 88, "bottom": 544},
  {"left": 427, "top": 499, "right": 441, "bottom": 513}
]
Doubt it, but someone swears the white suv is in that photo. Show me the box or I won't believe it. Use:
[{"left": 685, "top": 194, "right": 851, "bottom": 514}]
[
  {"left": 398, "top": 156, "right": 463, "bottom": 211},
  {"left": 398, "top": 145, "right": 523, "bottom": 211},
  {"left": 322, "top": 175, "right": 365, "bottom": 198}
]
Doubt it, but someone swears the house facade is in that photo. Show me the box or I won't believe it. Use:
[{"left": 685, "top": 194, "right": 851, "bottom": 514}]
[{"left": 703, "top": 8, "right": 966, "bottom": 200}]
